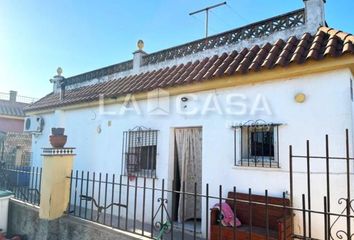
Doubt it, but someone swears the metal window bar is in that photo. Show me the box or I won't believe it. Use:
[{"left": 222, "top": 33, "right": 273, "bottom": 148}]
[
  {"left": 122, "top": 128, "right": 158, "bottom": 178},
  {"left": 233, "top": 122, "right": 281, "bottom": 168}
]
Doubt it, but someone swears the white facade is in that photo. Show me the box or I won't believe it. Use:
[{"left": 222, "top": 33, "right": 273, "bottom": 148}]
[{"left": 29, "top": 68, "right": 354, "bottom": 238}]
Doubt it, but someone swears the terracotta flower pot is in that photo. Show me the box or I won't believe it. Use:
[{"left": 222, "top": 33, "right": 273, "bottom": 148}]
[{"left": 49, "top": 135, "right": 67, "bottom": 148}]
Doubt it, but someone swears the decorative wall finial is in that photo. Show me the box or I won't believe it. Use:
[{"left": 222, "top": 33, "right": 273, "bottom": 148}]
[
  {"left": 137, "top": 40, "right": 144, "bottom": 50},
  {"left": 57, "top": 67, "right": 63, "bottom": 76}
]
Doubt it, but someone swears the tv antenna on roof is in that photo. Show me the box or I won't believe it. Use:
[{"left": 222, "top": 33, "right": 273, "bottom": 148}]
[{"left": 189, "top": 1, "right": 227, "bottom": 38}]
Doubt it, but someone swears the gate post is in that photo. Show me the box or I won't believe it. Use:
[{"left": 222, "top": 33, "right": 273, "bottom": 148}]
[{"left": 39, "top": 148, "right": 75, "bottom": 220}]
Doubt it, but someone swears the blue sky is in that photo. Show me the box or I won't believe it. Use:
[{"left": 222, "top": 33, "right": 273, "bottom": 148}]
[{"left": 0, "top": 0, "right": 353, "bottom": 98}]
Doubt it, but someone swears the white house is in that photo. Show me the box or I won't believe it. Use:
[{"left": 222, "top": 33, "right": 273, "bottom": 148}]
[{"left": 25, "top": 0, "right": 354, "bottom": 238}]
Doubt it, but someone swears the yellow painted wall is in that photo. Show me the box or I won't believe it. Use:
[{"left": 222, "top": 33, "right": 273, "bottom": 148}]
[{"left": 39, "top": 155, "right": 74, "bottom": 220}]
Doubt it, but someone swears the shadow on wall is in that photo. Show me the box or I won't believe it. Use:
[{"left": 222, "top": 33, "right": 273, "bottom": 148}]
[{"left": 7, "top": 200, "right": 141, "bottom": 240}]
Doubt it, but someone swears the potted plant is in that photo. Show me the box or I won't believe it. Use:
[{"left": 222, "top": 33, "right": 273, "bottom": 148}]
[{"left": 49, "top": 128, "right": 67, "bottom": 148}]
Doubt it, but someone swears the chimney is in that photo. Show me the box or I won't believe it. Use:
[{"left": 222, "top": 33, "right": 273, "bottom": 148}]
[
  {"left": 9, "top": 90, "right": 17, "bottom": 103},
  {"left": 303, "top": 0, "right": 326, "bottom": 32},
  {"left": 133, "top": 40, "right": 147, "bottom": 73}
]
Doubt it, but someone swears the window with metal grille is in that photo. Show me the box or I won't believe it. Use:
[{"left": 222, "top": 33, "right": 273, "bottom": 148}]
[
  {"left": 233, "top": 121, "right": 281, "bottom": 168},
  {"left": 121, "top": 127, "right": 158, "bottom": 178}
]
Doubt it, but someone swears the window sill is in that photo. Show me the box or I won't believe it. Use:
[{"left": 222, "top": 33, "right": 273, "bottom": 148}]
[
  {"left": 122, "top": 174, "right": 158, "bottom": 180},
  {"left": 232, "top": 165, "right": 287, "bottom": 172},
  {"left": 237, "top": 158, "right": 279, "bottom": 167}
]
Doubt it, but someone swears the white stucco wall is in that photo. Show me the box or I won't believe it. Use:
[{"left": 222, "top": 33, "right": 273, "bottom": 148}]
[{"left": 30, "top": 69, "right": 354, "bottom": 238}]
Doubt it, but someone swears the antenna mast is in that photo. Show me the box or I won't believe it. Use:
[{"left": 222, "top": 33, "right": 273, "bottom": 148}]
[{"left": 189, "top": 1, "right": 227, "bottom": 38}]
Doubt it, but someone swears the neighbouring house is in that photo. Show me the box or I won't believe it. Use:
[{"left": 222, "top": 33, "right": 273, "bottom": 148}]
[
  {"left": 0, "top": 91, "right": 28, "bottom": 133},
  {"left": 24, "top": 0, "right": 354, "bottom": 238},
  {"left": 0, "top": 91, "right": 36, "bottom": 166}
]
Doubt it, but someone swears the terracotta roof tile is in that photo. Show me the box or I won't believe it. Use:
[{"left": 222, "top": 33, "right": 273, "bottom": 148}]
[
  {"left": 236, "top": 45, "right": 260, "bottom": 74},
  {"left": 0, "top": 100, "right": 28, "bottom": 117},
  {"left": 225, "top": 48, "right": 249, "bottom": 75},
  {"left": 158, "top": 64, "right": 183, "bottom": 87},
  {"left": 262, "top": 39, "right": 285, "bottom": 69},
  {"left": 184, "top": 59, "right": 204, "bottom": 83},
  {"left": 276, "top": 36, "right": 298, "bottom": 66},
  {"left": 149, "top": 67, "right": 172, "bottom": 89},
  {"left": 203, "top": 53, "right": 228, "bottom": 79},
  {"left": 213, "top": 50, "right": 238, "bottom": 78},
  {"left": 175, "top": 61, "right": 196, "bottom": 85},
  {"left": 140, "top": 68, "right": 165, "bottom": 91},
  {"left": 193, "top": 55, "right": 218, "bottom": 81},
  {"left": 249, "top": 43, "right": 272, "bottom": 71},
  {"left": 306, "top": 31, "right": 326, "bottom": 60},
  {"left": 131, "top": 73, "right": 149, "bottom": 92},
  {"left": 166, "top": 63, "right": 189, "bottom": 86},
  {"left": 133, "top": 70, "right": 158, "bottom": 92},
  {"left": 324, "top": 35, "right": 340, "bottom": 57},
  {"left": 115, "top": 75, "right": 137, "bottom": 95},
  {"left": 25, "top": 27, "right": 354, "bottom": 112},
  {"left": 343, "top": 40, "right": 354, "bottom": 54}
]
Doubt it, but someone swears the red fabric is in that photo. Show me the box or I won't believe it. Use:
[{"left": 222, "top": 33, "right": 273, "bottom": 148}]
[
  {"left": 213, "top": 202, "right": 242, "bottom": 227},
  {"left": 0, "top": 233, "right": 21, "bottom": 240}
]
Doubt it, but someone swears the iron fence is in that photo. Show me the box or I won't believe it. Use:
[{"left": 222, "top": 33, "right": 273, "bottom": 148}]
[
  {"left": 1, "top": 130, "right": 353, "bottom": 239},
  {"left": 289, "top": 129, "right": 354, "bottom": 240},
  {"left": 0, "top": 164, "right": 42, "bottom": 206},
  {"left": 66, "top": 130, "right": 354, "bottom": 240},
  {"left": 66, "top": 173, "right": 354, "bottom": 240}
]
